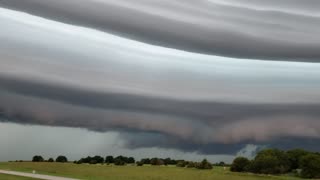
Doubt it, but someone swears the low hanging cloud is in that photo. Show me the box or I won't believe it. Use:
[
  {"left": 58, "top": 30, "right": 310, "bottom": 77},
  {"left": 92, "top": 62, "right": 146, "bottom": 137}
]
[
  {"left": 0, "top": 5, "right": 320, "bottom": 155},
  {"left": 1, "top": 76, "right": 320, "bottom": 154},
  {"left": 1, "top": 0, "right": 320, "bottom": 61}
]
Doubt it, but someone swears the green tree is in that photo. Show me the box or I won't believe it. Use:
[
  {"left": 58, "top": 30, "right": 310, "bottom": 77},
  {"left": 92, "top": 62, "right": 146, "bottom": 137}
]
[
  {"left": 113, "top": 156, "right": 128, "bottom": 165},
  {"left": 186, "top": 162, "right": 196, "bottom": 168},
  {"left": 48, "top": 158, "right": 54, "bottom": 162},
  {"left": 128, "top": 157, "right": 135, "bottom": 164},
  {"left": 176, "top": 160, "right": 187, "bottom": 167},
  {"left": 230, "top": 157, "right": 250, "bottom": 172},
  {"left": 150, "top": 158, "right": 164, "bottom": 165},
  {"left": 56, "top": 155, "right": 68, "bottom": 163},
  {"left": 141, "top": 158, "right": 151, "bottom": 164},
  {"left": 92, "top": 156, "right": 104, "bottom": 164},
  {"left": 105, "top": 156, "right": 114, "bottom": 164},
  {"left": 300, "top": 154, "right": 320, "bottom": 178},
  {"left": 163, "top": 158, "right": 171, "bottom": 165},
  {"left": 114, "top": 158, "right": 126, "bottom": 166},
  {"left": 286, "top": 149, "right": 309, "bottom": 170},
  {"left": 250, "top": 149, "right": 290, "bottom": 174},
  {"left": 217, "top": 161, "right": 226, "bottom": 166},
  {"left": 196, "top": 159, "right": 213, "bottom": 169},
  {"left": 32, "top": 155, "right": 44, "bottom": 162},
  {"left": 80, "top": 156, "right": 91, "bottom": 163}
]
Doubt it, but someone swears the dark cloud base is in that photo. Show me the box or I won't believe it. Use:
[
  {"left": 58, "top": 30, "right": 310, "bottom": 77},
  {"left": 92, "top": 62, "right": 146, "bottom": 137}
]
[
  {"left": 1, "top": 75, "right": 320, "bottom": 154},
  {"left": 122, "top": 132, "right": 320, "bottom": 154},
  {"left": 1, "top": 75, "right": 320, "bottom": 125}
]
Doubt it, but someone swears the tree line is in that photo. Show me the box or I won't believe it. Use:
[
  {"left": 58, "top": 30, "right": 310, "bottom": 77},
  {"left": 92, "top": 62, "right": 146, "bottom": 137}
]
[
  {"left": 75, "top": 156, "right": 213, "bottom": 169},
  {"left": 30, "top": 148, "right": 320, "bottom": 178},
  {"left": 136, "top": 158, "right": 213, "bottom": 169},
  {"left": 75, "top": 155, "right": 135, "bottom": 165},
  {"left": 32, "top": 155, "right": 68, "bottom": 163},
  {"left": 31, "top": 155, "right": 213, "bottom": 170},
  {"left": 230, "top": 148, "right": 320, "bottom": 179}
]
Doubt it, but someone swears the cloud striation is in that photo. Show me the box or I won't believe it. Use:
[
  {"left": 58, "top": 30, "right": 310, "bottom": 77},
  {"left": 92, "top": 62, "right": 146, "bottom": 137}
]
[
  {"left": 0, "top": 3, "right": 320, "bottom": 155},
  {"left": 1, "top": 0, "right": 320, "bottom": 61}
]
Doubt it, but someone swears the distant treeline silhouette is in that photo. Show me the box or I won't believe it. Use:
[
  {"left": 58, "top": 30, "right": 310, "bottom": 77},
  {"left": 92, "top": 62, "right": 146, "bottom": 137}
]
[
  {"left": 30, "top": 155, "right": 214, "bottom": 170},
  {"left": 75, "top": 156, "right": 213, "bottom": 169},
  {"left": 28, "top": 148, "right": 320, "bottom": 178},
  {"left": 32, "top": 155, "right": 68, "bottom": 163},
  {"left": 230, "top": 148, "right": 320, "bottom": 179}
]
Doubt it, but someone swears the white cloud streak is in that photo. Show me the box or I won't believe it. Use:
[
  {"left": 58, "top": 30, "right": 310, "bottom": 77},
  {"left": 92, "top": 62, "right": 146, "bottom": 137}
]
[{"left": 1, "top": 0, "right": 320, "bottom": 61}]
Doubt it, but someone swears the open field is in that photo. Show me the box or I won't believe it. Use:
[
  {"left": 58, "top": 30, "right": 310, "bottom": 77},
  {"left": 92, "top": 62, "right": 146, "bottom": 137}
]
[
  {"left": 0, "top": 173, "right": 36, "bottom": 180},
  {"left": 0, "top": 162, "right": 300, "bottom": 180}
]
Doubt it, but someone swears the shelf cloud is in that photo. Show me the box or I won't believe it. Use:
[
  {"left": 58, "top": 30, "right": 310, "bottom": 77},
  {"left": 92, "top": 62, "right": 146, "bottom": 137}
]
[
  {"left": 1, "top": 0, "right": 320, "bottom": 61},
  {"left": 0, "top": 2, "right": 320, "bottom": 156}
]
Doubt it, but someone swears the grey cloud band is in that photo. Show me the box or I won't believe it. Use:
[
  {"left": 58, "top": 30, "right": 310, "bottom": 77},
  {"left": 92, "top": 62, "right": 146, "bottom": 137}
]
[
  {"left": 1, "top": 0, "right": 320, "bottom": 61},
  {"left": 1, "top": 75, "right": 320, "bottom": 154}
]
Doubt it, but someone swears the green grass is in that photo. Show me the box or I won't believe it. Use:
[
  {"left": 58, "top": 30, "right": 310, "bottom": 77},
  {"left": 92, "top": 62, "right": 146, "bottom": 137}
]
[
  {"left": 0, "top": 173, "right": 36, "bottom": 180},
  {"left": 0, "top": 162, "right": 300, "bottom": 180}
]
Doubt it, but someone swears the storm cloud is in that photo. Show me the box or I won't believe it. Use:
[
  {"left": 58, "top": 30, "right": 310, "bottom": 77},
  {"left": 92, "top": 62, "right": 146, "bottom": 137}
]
[
  {"left": 0, "top": 2, "right": 320, "bottom": 157},
  {"left": 1, "top": 75, "right": 320, "bottom": 153},
  {"left": 1, "top": 0, "right": 320, "bottom": 61}
]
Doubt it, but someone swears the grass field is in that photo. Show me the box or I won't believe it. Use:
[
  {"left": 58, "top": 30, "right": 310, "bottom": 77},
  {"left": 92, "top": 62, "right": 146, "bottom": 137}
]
[
  {"left": 0, "top": 173, "right": 36, "bottom": 180},
  {"left": 0, "top": 162, "right": 300, "bottom": 180}
]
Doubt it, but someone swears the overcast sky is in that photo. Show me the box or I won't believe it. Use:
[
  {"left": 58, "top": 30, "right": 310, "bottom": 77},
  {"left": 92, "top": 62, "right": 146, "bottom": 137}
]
[{"left": 0, "top": 0, "right": 320, "bottom": 162}]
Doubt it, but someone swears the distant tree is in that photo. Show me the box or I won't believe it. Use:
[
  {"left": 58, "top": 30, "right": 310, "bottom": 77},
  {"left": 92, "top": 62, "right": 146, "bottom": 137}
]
[
  {"left": 217, "top": 161, "right": 226, "bottom": 166},
  {"left": 170, "top": 159, "right": 177, "bottom": 165},
  {"left": 32, "top": 155, "right": 44, "bottom": 162},
  {"left": 113, "top": 156, "right": 127, "bottom": 165},
  {"left": 251, "top": 155, "right": 278, "bottom": 174},
  {"left": 75, "top": 156, "right": 102, "bottom": 164},
  {"left": 196, "top": 159, "right": 213, "bottom": 169},
  {"left": 56, "top": 156, "right": 68, "bottom": 163},
  {"left": 141, "top": 158, "right": 151, "bottom": 164},
  {"left": 115, "top": 156, "right": 128, "bottom": 163},
  {"left": 163, "top": 158, "right": 171, "bottom": 165},
  {"left": 249, "top": 149, "right": 290, "bottom": 174},
  {"left": 82, "top": 156, "right": 92, "bottom": 164},
  {"left": 286, "top": 149, "right": 309, "bottom": 170},
  {"left": 136, "top": 161, "right": 144, "bottom": 166},
  {"left": 163, "top": 158, "right": 177, "bottom": 165},
  {"left": 300, "top": 154, "right": 320, "bottom": 178},
  {"left": 75, "top": 160, "right": 82, "bottom": 164},
  {"left": 230, "top": 157, "right": 250, "bottom": 172},
  {"left": 48, "top": 158, "right": 54, "bottom": 162},
  {"left": 92, "top": 156, "right": 104, "bottom": 164},
  {"left": 176, "top": 160, "right": 187, "bottom": 167},
  {"left": 150, "top": 158, "right": 164, "bottom": 166},
  {"left": 128, "top": 157, "right": 135, "bottom": 164},
  {"left": 114, "top": 158, "right": 126, "bottom": 166},
  {"left": 228, "top": 148, "right": 320, "bottom": 177},
  {"left": 186, "top": 162, "right": 196, "bottom": 168},
  {"left": 150, "top": 158, "right": 157, "bottom": 165},
  {"left": 105, "top": 156, "right": 114, "bottom": 164}
]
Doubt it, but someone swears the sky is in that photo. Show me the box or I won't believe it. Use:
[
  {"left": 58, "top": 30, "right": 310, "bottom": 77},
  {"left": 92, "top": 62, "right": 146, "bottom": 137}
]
[{"left": 0, "top": 0, "right": 320, "bottom": 163}]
